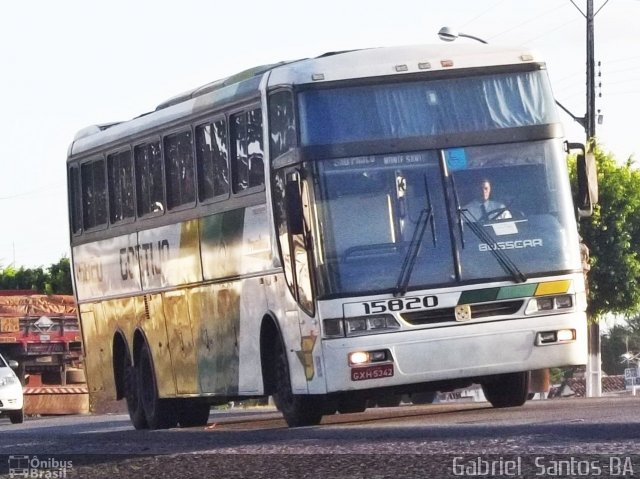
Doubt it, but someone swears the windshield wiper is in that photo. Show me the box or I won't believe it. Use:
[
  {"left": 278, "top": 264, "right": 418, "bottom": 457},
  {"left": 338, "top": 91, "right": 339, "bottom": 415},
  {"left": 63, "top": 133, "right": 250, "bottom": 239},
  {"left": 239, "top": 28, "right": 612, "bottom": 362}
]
[
  {"left": 395, "top": 175, "right": 436, "bottom": 297},
  {"left": 460, "top": 208, "right": 527, "bottom": 283},
  {"left": 450, "top": 175, "right": 526, "bottom": 283}
]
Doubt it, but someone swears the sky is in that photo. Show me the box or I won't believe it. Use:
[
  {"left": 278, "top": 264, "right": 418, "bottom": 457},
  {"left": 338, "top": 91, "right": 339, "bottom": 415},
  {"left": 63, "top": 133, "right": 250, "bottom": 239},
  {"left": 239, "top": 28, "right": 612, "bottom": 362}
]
[{"left": 0, "top": 0, "right": 638, "bottom": 269}]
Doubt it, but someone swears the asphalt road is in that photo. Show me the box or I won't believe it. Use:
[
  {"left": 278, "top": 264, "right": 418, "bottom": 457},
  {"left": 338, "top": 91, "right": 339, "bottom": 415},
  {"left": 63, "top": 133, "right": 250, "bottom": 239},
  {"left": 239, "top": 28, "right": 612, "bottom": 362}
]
[{"left": 1, "top": 396, "right": 639, "bottom": 478}]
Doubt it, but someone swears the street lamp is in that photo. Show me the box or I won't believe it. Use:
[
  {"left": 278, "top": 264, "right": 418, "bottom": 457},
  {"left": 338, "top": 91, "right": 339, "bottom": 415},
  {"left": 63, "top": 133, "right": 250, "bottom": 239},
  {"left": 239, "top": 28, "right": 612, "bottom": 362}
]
[{"left": 437, "top": 26, "right": 488, "bottom": 44}]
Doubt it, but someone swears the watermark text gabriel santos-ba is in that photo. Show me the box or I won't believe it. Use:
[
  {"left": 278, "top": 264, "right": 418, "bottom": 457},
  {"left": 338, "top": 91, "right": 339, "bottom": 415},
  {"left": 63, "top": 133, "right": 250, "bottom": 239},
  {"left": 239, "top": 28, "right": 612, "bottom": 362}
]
[{"left": 452, "top": 456, "right": 635, "bottom": 477}]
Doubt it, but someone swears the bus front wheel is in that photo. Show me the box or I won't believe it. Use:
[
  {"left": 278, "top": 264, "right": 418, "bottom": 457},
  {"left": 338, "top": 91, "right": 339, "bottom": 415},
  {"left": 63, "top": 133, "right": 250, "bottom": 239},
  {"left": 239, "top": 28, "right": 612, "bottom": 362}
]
[
  {"left": 481, "top": 372, "right": 530, "bottom": 408},
  {"left": 273, "top": 341, "right": 323, "bottom": 427},
  {"left": 138, "top": 343, "right": 178, "bottom": 430}
]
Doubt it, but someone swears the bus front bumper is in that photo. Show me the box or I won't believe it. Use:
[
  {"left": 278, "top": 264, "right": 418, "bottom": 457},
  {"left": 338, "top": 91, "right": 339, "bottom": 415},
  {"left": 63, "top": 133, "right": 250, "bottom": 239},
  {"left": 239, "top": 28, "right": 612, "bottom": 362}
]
[{"left": 321, "top": 312, "right": 587, "bottom": 393}]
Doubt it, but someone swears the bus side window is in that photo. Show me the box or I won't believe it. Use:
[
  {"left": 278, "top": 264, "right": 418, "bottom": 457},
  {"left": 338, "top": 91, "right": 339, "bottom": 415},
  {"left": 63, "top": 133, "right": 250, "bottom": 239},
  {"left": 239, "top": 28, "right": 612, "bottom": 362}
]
[
  {"left": 134, "top": 140, "right": 164, "bottom": 216},
  {"left": 268, "top": 90, "right": 296, "bottom": 159},
  {"left": 230, "top": 108, "right": 264, "bottom": 193},
  {"left": 195, "top": 119, "right": 229, "bottom": 202},
  {"left": 107, "top": 149, "right": 135, "bottom": 223},
  {"left": 164, "top": 129, "right": 195, "bottom": 209},
  {"left": 68, "top": 166, "right": 82, "bottom": 234},
  {"left": 80, "top": 158, "right": 107, "bottom": 230}
]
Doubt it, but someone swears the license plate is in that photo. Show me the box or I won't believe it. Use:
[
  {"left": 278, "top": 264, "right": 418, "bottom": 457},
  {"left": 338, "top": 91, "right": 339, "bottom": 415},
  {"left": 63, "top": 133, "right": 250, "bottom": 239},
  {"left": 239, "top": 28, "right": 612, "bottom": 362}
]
[
  {"left": 351, "top": 363, "right": 394, "bottom": 381},
  {"left": 39, "top": 334, "right": 51, "bottom": 341},
  {"left": 0, "top": 317, "right": 19, "bottom": 333}
]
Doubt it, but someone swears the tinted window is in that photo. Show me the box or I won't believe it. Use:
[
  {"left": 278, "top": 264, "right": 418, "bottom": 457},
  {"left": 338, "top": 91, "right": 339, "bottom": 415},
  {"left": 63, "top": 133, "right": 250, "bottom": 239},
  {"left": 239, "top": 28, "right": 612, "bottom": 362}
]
[
  {"left": 107, "top": 149, "right": 135, "bottom": 223},
  {"left": 164, "top": 130, "right": 195, "bottom": 209},
  {"left": 134, "top": 140, "right": 164, "bottom": 216},
  {"left": 231, "top": 108, "right": 264, "bottom": 193},
  {"left": 195, "top": 119, "right": 229, "bottom": 201},
  {"left": 81, "top": 159, "right": 107, "bottom": 229},
  {"left": 298, "top": 70, "right": 558, "bottom": 146},
  {"left": 269, "top": 91, "right": 296, "bottom": 158}
]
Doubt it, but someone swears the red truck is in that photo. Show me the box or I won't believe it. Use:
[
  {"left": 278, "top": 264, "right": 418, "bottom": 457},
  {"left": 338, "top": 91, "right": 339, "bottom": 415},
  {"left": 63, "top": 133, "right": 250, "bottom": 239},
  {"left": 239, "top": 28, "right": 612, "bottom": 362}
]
[{"left": 0, "top": 291, "right": 82, "bottom": 385}]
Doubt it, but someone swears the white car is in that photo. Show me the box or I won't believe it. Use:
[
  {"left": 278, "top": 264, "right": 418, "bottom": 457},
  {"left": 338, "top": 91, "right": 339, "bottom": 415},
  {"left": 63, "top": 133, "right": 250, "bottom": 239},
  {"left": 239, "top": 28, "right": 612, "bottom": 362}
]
[{"left": 0, "top": 353, "right": 24, "bottom": 424}]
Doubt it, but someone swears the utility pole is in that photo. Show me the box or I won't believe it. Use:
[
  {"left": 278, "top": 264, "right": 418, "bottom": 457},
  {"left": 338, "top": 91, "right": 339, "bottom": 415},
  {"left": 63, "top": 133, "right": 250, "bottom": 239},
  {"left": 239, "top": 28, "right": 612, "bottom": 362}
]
[
  {"left": 567, "top": 0, "right": 602, "bottom": 398},
  {"left": 586, "top": 0, "right": 596, "bottom": 141},
  {"left": 584, "top": 0, "right": 601, "bottom": 398}
]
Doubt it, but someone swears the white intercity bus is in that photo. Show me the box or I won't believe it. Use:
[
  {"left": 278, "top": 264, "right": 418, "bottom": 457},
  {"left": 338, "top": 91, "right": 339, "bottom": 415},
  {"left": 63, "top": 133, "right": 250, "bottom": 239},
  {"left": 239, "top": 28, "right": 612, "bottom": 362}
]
[{"left": 67, "top": 43, "right": 595, "bottom": 429}]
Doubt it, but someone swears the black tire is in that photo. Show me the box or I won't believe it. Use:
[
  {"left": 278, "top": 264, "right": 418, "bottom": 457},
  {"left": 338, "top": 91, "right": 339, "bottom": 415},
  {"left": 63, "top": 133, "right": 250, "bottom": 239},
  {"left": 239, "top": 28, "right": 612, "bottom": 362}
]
[
  {"left": 272, "top": 340, "right": 323, "bottom": 427},
  {"left": 138, "top": 344, "right": 178, "bottom": 430},
  {"left": 411, "top": 391, "right": 437, "bottom": 405},
  {"left": 177, "top": 399, "right": 211, "bottom": 427},
  {"left": 482, "top": 372, "right": 530, "bottom": 408},
  {"left": 9, "top": 409, "right": 24, "bottom": 424},
  {"left": 124, "top": 353, "right": 147, "bottom": 430}
]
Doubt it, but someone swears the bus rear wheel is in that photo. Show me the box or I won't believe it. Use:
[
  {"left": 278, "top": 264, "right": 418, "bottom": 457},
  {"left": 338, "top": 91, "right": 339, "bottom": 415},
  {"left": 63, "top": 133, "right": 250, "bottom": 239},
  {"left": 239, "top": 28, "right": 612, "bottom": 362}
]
[
  {"left": 138, "top": 343, "right": 178, "bottom": 430},
  {"left": 273, "top": 341, "right": 323, "bottom": 427},
  {"left": 124, "top": 353, "right": 147, "bottom": 430},
  {"left": 481, "top": 372, "right": 530, "bottom": 408}
]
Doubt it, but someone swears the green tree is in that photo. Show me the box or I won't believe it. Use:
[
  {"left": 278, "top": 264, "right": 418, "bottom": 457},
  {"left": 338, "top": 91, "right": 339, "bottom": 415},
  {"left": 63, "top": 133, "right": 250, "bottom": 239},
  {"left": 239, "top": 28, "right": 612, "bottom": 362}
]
[
  {"left": 601, "top": 323, "right": 639, "bottom": 375},
  {"left": 570, "top": 146, "right": 640, "bottom": 319},
  {"left": 0, "top": 257, "right": 73, "bottom": 294},
  {"left": 45, "top": 257, "right": 73, "bottom": 295}
]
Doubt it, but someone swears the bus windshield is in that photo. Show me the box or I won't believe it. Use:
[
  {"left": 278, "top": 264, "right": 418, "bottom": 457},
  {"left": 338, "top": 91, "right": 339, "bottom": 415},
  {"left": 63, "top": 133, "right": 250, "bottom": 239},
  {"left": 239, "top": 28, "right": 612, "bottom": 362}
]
[{"left": 312, "top": 139, "right": 581, "bottom": 297}]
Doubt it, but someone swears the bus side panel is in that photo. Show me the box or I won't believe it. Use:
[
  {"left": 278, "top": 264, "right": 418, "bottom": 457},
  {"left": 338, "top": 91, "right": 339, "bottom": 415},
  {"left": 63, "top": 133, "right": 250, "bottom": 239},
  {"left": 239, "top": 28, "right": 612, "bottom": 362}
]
[
  {"left": 116, "top": 296, "right": 138, "bottom": 353},
  {"left": 144, "top": 293, "right": 177, "bottom": 398},
  {"left": 188, "top": 285, "right": 240, "bottom": 395},
  {"left": 139, "top": 220, "right": 203, "bottom": 291},
  {"left": 95, "top": 299, "right": 120, "bottom": 396},
  {"left": 238, "top": 277, "right": 267, "bottom": 395},
  {"left": 73, "top": 234, "right": 141, "bottom": 302},
  {"left": 200, "top": 204, "right": 273, "bottom": 280},
  {"left": 163, "top": 290, "right": 198, "bottom": 395},
  {"left": 79, "top": 304, "right": 105, "bottom": 396},
  {"left": 201, "top": 208, "right": 245, "bottom": 279}
]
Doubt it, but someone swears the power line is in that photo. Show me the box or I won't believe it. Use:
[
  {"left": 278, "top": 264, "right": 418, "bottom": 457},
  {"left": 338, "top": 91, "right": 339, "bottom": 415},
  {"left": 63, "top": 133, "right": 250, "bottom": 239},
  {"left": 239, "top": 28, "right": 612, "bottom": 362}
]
[
  {"left": 488, "top": 3, "right": 572, "bottom": 41},
  {"left": 519, "top": 16, "right": 581, "bottom": 45},
  {"left": 459, "top": 0, "right": 510, "bottom": 29},
  {"left": 0, "top": 182, "right": 64, "bottom": 200}
]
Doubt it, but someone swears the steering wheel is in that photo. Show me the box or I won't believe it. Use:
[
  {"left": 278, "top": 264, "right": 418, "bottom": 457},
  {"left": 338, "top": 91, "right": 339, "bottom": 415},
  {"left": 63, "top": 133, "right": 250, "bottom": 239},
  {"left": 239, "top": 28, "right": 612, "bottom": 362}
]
[{"left": 480, "top": 207, "right": 509, "bottom": 221}]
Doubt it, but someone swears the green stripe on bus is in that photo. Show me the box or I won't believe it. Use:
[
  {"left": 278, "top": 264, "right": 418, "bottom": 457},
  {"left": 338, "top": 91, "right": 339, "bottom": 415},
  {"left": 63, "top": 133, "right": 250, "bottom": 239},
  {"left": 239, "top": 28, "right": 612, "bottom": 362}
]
[
  {"left": 496, "top": 283, "right": 538, "bottom": 300},
  {"left": 459, "top": 283, "right": 540, "bottom": 304},
  {"left": 458, "top": 288, "right": 500, "bottom": 304}
]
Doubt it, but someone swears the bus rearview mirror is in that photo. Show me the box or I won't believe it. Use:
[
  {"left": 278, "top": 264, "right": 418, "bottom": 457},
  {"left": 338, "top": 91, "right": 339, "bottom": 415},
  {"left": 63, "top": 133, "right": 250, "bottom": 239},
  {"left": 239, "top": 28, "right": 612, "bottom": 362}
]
[{"left": 576, "top": 151, "right": 598, "bottom": 218}]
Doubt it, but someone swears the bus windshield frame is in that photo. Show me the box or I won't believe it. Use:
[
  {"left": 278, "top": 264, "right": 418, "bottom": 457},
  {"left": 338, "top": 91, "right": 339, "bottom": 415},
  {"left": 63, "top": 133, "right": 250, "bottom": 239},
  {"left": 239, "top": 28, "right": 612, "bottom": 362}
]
[{"left": 294, "top": 67, "right": 580, "bottom": 299}]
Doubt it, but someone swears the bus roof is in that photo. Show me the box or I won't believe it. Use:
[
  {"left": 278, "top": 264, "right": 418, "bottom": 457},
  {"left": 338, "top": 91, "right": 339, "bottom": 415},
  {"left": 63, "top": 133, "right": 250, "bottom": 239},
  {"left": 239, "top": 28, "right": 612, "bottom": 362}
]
[{"left": 68, "top": 43, "right": 541, "bottom": 159}]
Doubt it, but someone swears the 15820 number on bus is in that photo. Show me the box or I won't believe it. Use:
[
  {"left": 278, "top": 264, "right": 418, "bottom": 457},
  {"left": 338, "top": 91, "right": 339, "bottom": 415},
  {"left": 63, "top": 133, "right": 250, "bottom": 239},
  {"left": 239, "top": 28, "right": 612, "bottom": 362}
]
[{"left": 361, "top": 296, "right": 438, "bottom": 315}]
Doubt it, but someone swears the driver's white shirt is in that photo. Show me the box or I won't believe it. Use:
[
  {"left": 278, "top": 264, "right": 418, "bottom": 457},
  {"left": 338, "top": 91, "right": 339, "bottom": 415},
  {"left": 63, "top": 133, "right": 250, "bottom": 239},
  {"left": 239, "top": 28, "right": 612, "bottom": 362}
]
[{"left": 464, "top": 199, "right": 512, "bottom": 221}]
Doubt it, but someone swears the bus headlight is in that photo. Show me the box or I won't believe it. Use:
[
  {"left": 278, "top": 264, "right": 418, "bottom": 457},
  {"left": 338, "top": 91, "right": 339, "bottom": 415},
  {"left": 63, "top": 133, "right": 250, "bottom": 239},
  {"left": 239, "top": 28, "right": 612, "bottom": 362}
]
[
  {"left": 525, "top": 294, "right": 574, "bottom": 315},
  {"left": 323, "top": 315, "right": 400, "bottom": 338},
  {"left": 348, "top": 349, "right": 390, "bottom": 365},
  {"left": 536, "top": 329, "right": 576, "bottom": 345}
]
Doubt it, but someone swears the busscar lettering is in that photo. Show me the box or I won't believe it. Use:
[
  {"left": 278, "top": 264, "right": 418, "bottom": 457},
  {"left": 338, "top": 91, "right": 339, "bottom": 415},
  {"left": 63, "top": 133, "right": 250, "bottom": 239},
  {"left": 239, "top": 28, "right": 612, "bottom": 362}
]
[
  {"left": 479, "top": 238, "right": 543, "bottom": 252},
  {"left": 119, "top": 240, "right": 170, "bottom": 280}
]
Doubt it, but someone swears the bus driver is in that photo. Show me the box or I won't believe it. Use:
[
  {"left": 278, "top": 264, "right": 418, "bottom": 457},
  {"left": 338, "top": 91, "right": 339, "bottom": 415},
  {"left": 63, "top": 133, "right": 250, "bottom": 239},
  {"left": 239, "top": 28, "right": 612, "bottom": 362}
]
[{"left": 464, "top": 178, "right": 512, "bottom": 221}]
